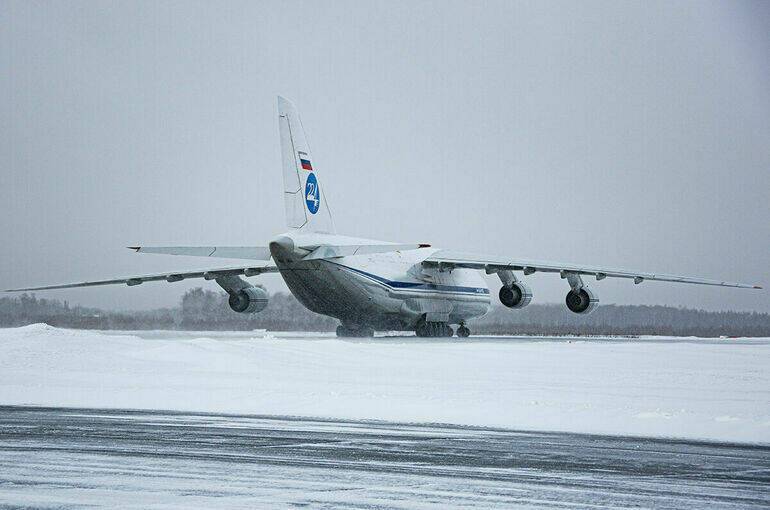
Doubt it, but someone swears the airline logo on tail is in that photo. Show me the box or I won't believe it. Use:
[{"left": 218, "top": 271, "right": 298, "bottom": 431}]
[
  {"left": 298, "top": 151, "right": 313, "bottom": 171},
  {"left": 305, "top": 173, "right": 320, "bottom": 214}
]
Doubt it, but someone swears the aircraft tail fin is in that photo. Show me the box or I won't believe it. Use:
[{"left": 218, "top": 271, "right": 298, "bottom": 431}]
[{"left": 278, "top": 96, "right": 335, "bottom": 234}]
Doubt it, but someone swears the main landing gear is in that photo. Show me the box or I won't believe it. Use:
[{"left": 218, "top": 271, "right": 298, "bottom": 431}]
[
  {"left": 336, "top": 321, "right": 471, "bottom": 338},
  {"left": 416, "top": 322, "right": 453, "bottom": 337},
  {"left": 336, "top": 324, "right": 374, "bottom": 338},
  {"left": 416, "top": 321, "right": 471, "bottom": 338}
]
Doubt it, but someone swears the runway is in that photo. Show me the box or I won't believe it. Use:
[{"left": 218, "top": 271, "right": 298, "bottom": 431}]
[{"left": 0, "top": 407, "right": 768, "bottom": 509}]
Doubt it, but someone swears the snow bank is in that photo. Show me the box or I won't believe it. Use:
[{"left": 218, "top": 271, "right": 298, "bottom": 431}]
[{"left": 1, "top": 325, "right": 768, "bottom": 443}]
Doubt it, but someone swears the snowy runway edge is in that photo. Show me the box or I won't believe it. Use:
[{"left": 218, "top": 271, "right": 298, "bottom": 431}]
[
  {"left": 1, "top": 324, "right": 768, "bottom": 444},
  {"left": 2, "top": 406, "right": 769, "bottom": 509}
]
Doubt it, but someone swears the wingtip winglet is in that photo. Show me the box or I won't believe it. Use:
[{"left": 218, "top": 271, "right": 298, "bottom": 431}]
[
  {"left": 754, "top": 285, "right": 763, "bottom": 289},
  {"left": 127, "top": 247, "right": 141, "bottom": 252}
]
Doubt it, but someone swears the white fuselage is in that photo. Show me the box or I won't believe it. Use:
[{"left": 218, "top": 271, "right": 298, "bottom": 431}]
[{"left": 269, "top": 232, "right": 491, "bottom": 329}]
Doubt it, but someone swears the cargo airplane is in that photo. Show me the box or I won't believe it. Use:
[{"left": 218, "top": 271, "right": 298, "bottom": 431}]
[{"left": 7, "top": 97, "right": 762, "bottom": 337}]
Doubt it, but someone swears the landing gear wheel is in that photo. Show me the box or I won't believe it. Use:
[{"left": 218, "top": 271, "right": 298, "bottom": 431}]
[
  {"left": 457, "top": 325, "right": 470, "bottom": 337},
  {"left": 416, "top": 322, "right": 453, "bottom": 338}
]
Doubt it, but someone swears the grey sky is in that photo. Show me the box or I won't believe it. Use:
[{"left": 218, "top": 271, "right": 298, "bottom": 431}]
[{"left": 1, "top": 0, "right": 768, "bottom": 312}]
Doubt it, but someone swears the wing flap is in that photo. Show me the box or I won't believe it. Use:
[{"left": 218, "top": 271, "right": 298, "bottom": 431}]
[
  {"left": 424, "top": 250, "right": 761, "bottom": 289},
  {"left": 5, "top": 265, "right": 278, "bottom": 292}
]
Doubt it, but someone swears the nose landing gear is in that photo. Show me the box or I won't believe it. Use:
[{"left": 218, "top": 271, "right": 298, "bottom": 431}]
[{"left": 456, "top": 324, "right": 470, "bottom": 337}]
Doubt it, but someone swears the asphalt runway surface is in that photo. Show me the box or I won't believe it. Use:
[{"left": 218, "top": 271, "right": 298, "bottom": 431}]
[{"left": 0, "top": 406, "right": 768, "bottom": 509}]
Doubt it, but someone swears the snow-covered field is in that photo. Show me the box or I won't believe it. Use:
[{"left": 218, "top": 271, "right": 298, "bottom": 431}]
[{"left": 1, "top": 324, "right": 768, "bottom": 444}]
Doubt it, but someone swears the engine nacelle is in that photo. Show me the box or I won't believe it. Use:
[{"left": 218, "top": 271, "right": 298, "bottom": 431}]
[
  {"left": 565, "top": 287, "right": 598, "bottom": 315},
  {"left": 228, "top": 286, "right": 269, "bottom": 314},
  {"left": 499, "top": 282, "right": 533, "bottom": 309}
]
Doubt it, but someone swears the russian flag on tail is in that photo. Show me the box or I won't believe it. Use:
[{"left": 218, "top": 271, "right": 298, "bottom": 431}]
[{"left": 298, "top": 151, "right": 313, "bottom": 171}]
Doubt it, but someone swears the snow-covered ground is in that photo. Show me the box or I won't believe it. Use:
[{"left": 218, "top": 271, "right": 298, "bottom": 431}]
[{"left": 1, "top": 324, "right": 768, "bottom": 443}]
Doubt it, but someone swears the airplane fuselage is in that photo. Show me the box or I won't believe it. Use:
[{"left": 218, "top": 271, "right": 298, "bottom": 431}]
[{"left": 269, "top": 233, "right": 490, "bottom": 330}]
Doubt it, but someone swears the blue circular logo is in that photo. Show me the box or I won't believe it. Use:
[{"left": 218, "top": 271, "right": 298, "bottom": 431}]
[{"left": 305, "top": 173, "right": 320, "bottom": 214}]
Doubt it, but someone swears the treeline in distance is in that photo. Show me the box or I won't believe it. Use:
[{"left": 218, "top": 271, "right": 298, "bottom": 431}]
[{"left": 0, "top": 288, "right": 768, "bottom": 337}]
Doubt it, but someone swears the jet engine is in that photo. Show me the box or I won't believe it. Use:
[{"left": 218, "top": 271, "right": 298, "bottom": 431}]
[
  {"left": 499, "top": 282, "right": 533, "bottom": 309},
  {"left": 228, "top": 286, "right": 269, "bottom": 314},
  {"left": 565, "top": 287, "right": 598, "bottom": 315},
  {"left": 215, "top": 275, "right": 269, "bottom": 314}
]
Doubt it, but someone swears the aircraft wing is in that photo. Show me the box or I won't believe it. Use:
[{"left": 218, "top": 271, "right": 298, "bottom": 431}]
[
  {"left": 5, "top": 265, "right": 278, "bottom": 292},
  {"left": 423, "top": 250, "right": 762, "bottom": 289}
]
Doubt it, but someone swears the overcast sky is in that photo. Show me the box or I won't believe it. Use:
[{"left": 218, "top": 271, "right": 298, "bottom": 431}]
[{"left": 1, "top": 0, "right": 768, "bottom": 312}]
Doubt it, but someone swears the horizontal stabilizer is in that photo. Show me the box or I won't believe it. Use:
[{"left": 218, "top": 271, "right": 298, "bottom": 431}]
[
  {"left": 129, "top": 246, "right": 272, "bottom": 260},
  {"left": 302, "top": 243, "right": 431, "bottom": 261}
]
